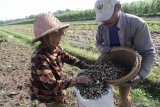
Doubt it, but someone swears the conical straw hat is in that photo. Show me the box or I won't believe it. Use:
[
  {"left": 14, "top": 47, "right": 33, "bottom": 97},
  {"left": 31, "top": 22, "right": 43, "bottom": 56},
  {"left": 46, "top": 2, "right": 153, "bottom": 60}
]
[{"left": 32, "top": 13, "right": 69, "bottom": 42}]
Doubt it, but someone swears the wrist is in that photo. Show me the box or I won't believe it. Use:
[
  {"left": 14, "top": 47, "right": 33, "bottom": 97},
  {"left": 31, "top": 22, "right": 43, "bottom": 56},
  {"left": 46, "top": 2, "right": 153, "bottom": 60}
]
[
  {"left": 138, "top": 74, "right": 143, "bottom": 80},
  {"left": 71, "top": 77, "right": 78, "bottom": 85}
]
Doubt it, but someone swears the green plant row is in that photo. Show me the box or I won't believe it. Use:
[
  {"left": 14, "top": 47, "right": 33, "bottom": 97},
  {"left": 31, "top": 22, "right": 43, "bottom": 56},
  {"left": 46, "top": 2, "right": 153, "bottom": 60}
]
[
  {"left": 122, "top": 0, "right": 160, "bottom": 15},
  {"left": 55, "top": 9, "right": 95, "bottom": 22},
  {"left": 0, "top": 30, "right": 8, "bottom": 43},
  {"left": 61, "top": 42, "right": 98, "bottom": 63},
  {"left": 0, "top": 29, "right": 99, "bottom": 62}
]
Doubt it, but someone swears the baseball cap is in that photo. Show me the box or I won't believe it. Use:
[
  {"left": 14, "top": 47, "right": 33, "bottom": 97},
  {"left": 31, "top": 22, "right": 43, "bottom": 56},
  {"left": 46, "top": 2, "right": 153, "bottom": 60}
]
[{"left": 94, "top": 0, "right": 119, "bottom": 22}]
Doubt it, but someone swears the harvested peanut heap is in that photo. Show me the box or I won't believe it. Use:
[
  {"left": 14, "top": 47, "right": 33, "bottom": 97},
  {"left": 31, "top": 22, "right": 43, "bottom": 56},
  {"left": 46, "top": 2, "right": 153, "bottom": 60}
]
[{"left": 76, "top": 61, "right": 131, "bottom": 99}]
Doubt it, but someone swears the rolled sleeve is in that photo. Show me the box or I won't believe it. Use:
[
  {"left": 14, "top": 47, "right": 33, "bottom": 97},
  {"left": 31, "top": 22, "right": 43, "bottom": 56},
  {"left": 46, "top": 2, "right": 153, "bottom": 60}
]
[{"left": 61, "top": 49, "right": 88, "bottom": 69}]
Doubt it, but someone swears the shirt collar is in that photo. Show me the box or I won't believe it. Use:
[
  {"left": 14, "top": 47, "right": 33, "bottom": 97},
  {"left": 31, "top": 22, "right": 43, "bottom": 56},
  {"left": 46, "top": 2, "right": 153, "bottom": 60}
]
[
  {"left": 117, "top": 11, "right": 123, "bottom": 29},
  {"left": 39, "top": 44, "right": 60, "bottom": 54}
]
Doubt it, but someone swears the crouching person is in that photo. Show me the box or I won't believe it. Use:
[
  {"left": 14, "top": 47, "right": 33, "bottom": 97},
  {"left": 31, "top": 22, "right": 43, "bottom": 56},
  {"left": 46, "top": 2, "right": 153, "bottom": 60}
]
[{"left": 30, "top": 13, "right": 92, "bottom": 107}]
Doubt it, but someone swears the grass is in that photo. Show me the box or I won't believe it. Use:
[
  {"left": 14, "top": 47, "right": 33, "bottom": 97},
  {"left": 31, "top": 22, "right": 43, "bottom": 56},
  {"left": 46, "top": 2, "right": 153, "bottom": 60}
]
[
  {"left": 131, "top": 65, "right": 160, "bottom": 106},
  {"left": 148, "top": 66, "right": 160, "bottom": 82},
  {"left": 0, "top": 89, "right": 5, "bottom": 96},
  {"left": 0, "top": 29, "right": 39, "bottom": 48},
  {"left": 147, "top": 21, "right": 160, "bottom": 30},
  {"left": 61, "top": 42, "right": 99, "bottom": 63},
  {"left": 143, "top": 65, "right": 160, "bottom": 101},
  {"left": 1, "top": 24, "right": 33, "bottom": 36},
  {"left": 131, "top": 88, "right": 160, "bottom": 107},
  {"left": 0, "top": 29, "right": 31, "bottom": 43},
  {"left": 0, "top": 30, "right": 8, "bottom": 43},
  {"left": 31, "top": 100, "right": 39, "bottom": 107}
]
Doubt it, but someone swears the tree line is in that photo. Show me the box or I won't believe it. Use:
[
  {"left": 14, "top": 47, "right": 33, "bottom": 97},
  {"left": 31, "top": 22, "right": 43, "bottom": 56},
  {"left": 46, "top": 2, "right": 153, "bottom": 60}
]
[{"left": 1, "top": 0, "right": 160, "bottom": 25}]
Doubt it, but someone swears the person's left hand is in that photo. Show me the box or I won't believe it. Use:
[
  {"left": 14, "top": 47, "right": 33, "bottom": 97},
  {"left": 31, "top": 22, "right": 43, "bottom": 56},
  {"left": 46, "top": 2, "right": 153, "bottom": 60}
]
[
  {"left": 118, "top": 74, "right": 142, "bottom": 87},
  {"left": 88, "top": 64, "right": 95, "bottom": 69},
  {"left": 76, "top": 75, "right": 93, "bottom": 85},
  {"left": 82, "top": 63, "right": 94, "bottom": 69}
]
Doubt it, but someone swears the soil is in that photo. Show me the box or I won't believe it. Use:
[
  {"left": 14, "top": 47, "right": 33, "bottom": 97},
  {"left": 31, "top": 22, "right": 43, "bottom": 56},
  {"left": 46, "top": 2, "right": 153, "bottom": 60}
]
[
  {"left": 0, "top": 40, "right": 77, "bottom": 107},
  {"left": 0, "top": 30, "right": 159, "bottom": 107},
  {"left": 0, "top": 41, "right": 32, "bottom": 107}
]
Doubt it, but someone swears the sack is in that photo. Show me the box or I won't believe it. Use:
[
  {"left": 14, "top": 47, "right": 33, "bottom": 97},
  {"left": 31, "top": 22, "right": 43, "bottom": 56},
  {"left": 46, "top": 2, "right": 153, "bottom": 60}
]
[{"left": 74, "top": 86, "right": 114, "bottom": 107}]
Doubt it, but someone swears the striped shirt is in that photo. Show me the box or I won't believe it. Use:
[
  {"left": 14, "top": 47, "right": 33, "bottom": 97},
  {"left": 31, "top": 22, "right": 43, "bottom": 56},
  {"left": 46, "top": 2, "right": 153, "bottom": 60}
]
[{"left": 30, "top": 45, "right": 88, "bottom": 103}]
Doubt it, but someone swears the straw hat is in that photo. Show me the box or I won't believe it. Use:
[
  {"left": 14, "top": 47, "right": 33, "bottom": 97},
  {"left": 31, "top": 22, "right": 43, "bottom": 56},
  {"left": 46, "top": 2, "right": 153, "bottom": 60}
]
[{"left": 32, "top": 13, "right": 69, "bottom": 42}]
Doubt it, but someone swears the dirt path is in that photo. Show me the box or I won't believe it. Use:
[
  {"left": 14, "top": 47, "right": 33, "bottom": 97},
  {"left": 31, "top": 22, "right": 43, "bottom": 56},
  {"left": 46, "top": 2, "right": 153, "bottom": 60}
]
[
  {"left": 0, "top": 41, "right": 32, "bottom": 107},
  {"left": 151, "top": 31, "right": 160, "bottom": 66}
]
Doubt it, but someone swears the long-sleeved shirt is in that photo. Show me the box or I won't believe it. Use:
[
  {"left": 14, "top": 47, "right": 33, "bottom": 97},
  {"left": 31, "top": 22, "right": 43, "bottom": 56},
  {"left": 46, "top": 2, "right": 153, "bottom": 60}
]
[
  {"left": 30, "top": 45, "right": 88, "bottom": 103},
  {"left": 96, "top": 12, "right": 156, "bottom": 78}
]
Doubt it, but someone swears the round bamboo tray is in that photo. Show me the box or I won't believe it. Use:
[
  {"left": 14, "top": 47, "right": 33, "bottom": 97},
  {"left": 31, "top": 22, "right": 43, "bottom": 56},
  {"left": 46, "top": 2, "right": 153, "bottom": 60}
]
[{"left": 96, "top": 47, "right": 141, "bottom": 84}]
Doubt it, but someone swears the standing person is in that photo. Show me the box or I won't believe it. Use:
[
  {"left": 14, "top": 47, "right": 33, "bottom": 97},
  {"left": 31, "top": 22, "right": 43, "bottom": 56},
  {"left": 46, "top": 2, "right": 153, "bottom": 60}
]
[
  {"left": 94, "top": 0, "right": 156, "bottom": 107},
  {"left": 30, "top": 13, "right": 92, "bottom": 107}
]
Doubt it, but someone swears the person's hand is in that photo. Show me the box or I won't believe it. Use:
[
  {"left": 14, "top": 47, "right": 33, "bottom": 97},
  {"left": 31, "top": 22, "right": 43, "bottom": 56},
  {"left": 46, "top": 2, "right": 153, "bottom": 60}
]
[
  {"left": 130, "top": 74, "right": 142, "bottom": 83},
  {"left": 82, "top": 63, "right": 94, "bottom": 69},
  {"left": 118, "top": 74, "right": 142, "bottom": 87},
  {"left": 88, "top": 64, "right": 95, "bottom": 69},
  {"left": 76, "top": 75, "right": 93, "bottom": 85},
  {"left": 100, "top": 46, "right": 111, "bottom": 54}
]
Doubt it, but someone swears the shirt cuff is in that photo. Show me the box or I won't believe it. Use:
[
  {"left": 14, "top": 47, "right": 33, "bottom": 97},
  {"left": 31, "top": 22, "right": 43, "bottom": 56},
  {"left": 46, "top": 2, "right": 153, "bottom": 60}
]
[
  {"left": 138, "top": 68, "right": 150, "bottom": 79},
  {"left": 99, "top": 46, "right": 111, "bottom": 54}
]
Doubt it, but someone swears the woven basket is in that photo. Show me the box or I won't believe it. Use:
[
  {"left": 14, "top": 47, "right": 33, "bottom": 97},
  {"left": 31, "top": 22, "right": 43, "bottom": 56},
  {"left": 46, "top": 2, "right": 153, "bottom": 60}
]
[{"left": 96, "top": 47, "right": 141, "bottom": 84}]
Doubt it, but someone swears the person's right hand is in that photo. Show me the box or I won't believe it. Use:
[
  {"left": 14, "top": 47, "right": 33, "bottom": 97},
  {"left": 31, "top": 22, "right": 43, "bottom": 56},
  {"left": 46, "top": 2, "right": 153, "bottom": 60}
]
[
  {"left": 118, "top": 74, "right": 142, "bottom": 87},
  {"left": 76, "top": 75, "right": 93, "bottom": 85},
  {"left": 100, "top": 46, "right": 111, "bottom": 54}
]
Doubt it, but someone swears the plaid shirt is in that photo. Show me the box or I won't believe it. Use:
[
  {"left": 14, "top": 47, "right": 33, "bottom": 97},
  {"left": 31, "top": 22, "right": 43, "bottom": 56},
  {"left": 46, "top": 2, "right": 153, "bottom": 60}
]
[{"left": 30, "top": 45, "right": 88, "bottom": 103}]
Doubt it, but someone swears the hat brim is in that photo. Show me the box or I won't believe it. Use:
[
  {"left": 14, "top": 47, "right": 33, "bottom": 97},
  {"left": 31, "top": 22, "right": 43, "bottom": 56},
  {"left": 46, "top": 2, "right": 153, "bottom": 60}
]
[
  {"left": 32, "top": 24, "right": 69, "bottom": 43},
  {"left": 96, "top": 6, "right": 114, "bottom": 22}
]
